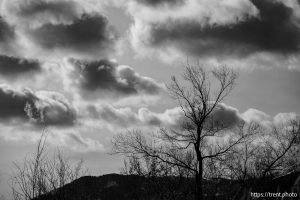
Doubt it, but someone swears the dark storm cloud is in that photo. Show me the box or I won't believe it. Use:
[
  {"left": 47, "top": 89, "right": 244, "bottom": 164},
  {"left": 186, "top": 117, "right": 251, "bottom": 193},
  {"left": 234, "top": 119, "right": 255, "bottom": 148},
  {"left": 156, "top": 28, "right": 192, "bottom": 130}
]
[
  {"left": 70, "top": 59, "right": 162, "bottom": 97},
  {"left": 75, "top": 59, "right": 135, "bottom": 94},
  {"left": 28, "top": 14, "right": 118, "bottom": 55},
  {"left": 0, "top": 85, "right": 34, "bottom": 120},
  {"left": 0, "top": 85, "right": 76, "bottom": 126},
  {"left": 12, "top": 0, "right": 80, "bottom": 21},
  {"left": 135, "top": 0, "right": 185, "bottom": 7},
  {"left": 205, "top": 103, "right": 243, "bottom": 130},
  {"left": 0, "top": 55, "right": 41, "bottom": 76},
  {"left": 147, "top": 0, "right": 300, "bottom": 57}
]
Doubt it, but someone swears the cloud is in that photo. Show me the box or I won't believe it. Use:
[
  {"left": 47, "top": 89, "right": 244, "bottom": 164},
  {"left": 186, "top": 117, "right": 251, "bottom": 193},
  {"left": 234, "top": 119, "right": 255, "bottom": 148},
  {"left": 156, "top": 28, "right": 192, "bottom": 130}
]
[
  {"left": 0, "top": 84, "right": 76, "bottom": 126},
  {"left": 2, "top": 0, "right": 83, "bottom": 27},
  {"left": 206, "top": 103, "right": 243, "bottom": 129},
  {"left": 153, "top": 0, "right": 300, "bottom": 54},
  {"left": 87, "top": 104, "right": 139, "bottom": 127},
  {"left": 85, "top": 103, "right": 243, "bottom": 131},
  {"left": 0, "top": 55, "right": 41, "bottom": 77},
  {"left": 242, "top": 108, "right": 272, "bottom": 125},
  {"left": 127, "top": 0, "right": 300, "bottom": 68},
  {"left": 25, "top": 14, "right": 118, "bottom": 57},
  {"left": 25, "top": 91, "right": 77, "bottom": 126},
  {"left": 85, "top": 104, "right": 183, "bottom": 130},
  {"left": 133, "top": 0, "right": 185, "bottom": 7},
  {"left": 241, "top": 108, "right": 300, "bottom": 129},
  {"left": 239, "top": 110, "right": 300, "bottom": 151},
  {"left": 138, "top": 107, "right": 184, "bottom": 128},
  {"left": 0, "top": 84, "right": 34, "bottom": 120},
  {"left": 89, "top": 102, "right": 300, "bottom": 134},
  {"left": 0, "top": 0, "right": 119, "bottom": 60},
  {"left": 127, "top": 0, "right": 258, "bottom": 24},
  {"left": 273, "top": 112, "right": 300, "bottom": 126},
  {"left": 69, "top": 59, "right": 164, "bottom": 99}
]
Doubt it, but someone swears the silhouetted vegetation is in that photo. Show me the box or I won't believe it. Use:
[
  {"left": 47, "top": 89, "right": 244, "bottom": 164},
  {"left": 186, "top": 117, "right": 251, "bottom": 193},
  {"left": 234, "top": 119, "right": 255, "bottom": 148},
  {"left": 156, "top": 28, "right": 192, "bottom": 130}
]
[{"left": 11, "top": 132, "right": 87, "bottom": 200}]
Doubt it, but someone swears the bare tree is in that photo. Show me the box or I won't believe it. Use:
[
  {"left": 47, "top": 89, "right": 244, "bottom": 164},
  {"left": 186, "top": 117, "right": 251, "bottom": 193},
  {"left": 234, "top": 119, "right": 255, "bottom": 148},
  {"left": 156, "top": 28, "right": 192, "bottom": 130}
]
[
  {"left": 225, "top": 119, "right": 300, "bottom": 181},
  {"left": 112, "top": 64, "right": 253, "bottom": 200},
  {"left": 11, "top": 131, "right": 86, "bottom": 200},
  {"left": 219, "top": 119, "right": 300, "bottom": 199},
  {"left": 121, "top": 154, "right": 194, "bottom": 200},
  {"left": 255, "top": 119, "right": 300, "bottom": 178},
  {"left": 221, "top": 122, "right": 262, "bottom": 181}
]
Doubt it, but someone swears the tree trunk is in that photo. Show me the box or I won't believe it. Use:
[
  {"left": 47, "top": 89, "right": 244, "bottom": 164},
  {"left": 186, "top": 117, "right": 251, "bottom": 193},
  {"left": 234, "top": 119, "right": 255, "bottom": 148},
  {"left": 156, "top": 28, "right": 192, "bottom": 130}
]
[
  {"left": 195, "top": 159, "right": 203, "bottom": 200},
  {"left": 195, "top": 173, "right": 202, "bottom": 200}
]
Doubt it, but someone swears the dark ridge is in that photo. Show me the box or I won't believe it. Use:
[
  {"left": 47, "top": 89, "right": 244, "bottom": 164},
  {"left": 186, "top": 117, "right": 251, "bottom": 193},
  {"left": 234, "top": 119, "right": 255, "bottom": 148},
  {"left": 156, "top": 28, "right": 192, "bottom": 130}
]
[{"left": 34, "top": 172, "right": 300, "bottom": 200}]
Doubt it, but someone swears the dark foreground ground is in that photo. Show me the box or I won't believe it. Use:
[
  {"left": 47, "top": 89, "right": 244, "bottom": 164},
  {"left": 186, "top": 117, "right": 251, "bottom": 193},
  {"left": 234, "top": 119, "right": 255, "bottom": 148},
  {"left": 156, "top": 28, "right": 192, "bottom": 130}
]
[{"left": 34, "top": 172, "right": 300, "bottom": 200}]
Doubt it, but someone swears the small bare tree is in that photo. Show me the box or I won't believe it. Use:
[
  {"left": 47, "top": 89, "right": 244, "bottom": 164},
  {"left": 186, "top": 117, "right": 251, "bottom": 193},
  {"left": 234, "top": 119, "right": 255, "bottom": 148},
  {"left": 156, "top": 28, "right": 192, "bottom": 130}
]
[
  {"left": 11, "top": 132, "right": 86, "bottom": 200},
  {"left": 112, "top": 64, "right": 253, "bottom": 200}
]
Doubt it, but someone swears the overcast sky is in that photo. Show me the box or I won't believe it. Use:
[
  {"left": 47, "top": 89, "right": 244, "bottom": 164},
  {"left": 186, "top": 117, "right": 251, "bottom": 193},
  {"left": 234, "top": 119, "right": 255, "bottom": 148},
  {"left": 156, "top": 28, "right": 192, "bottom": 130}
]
[{"left": 0, "top": 0, "right": 300, "bottom": 197}]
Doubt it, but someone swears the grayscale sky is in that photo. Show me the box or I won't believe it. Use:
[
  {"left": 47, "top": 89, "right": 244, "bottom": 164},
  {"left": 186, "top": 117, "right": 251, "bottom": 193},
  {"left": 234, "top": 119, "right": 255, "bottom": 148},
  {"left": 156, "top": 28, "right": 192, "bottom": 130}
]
[{"left": 0, "top": 0, "right": 300, "bottom": 197}]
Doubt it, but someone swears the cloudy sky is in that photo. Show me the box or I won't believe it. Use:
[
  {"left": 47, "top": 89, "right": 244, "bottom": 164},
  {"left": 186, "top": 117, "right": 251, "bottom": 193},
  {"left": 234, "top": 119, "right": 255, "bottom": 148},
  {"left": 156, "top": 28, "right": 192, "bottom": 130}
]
[{"left": 0, "top": 0, "right": 300, "bottom": 197}]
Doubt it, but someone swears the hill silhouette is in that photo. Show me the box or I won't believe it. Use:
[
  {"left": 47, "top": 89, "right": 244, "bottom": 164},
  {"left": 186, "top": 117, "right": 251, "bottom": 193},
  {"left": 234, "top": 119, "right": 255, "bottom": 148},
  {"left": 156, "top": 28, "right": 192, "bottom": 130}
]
[{"left": 34, "top": 172, "right": 300, "bottom": 200}]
